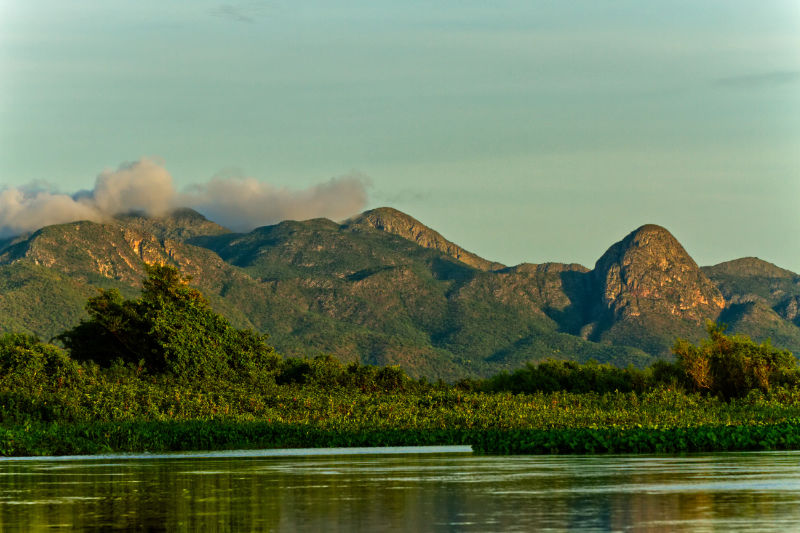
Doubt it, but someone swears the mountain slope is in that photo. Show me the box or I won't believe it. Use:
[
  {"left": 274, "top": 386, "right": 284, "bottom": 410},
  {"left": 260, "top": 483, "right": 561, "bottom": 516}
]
[
  {"left": 346, "top": 207, "right": 505, "bottom": 271},
  {"left": 192, "top": 215, "right": 653, "bottom": 374},
  {"left": 1, "top": 207, "right": 798, "bottom": 378},
  {"left": 0, "top": 214, "right": 473, "bottom": 378}
]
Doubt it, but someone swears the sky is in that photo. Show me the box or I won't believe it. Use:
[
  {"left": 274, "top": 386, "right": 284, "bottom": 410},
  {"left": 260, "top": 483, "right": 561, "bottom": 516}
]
[{"left": 1, "top": 0, "right": 799, "bottom": 270}]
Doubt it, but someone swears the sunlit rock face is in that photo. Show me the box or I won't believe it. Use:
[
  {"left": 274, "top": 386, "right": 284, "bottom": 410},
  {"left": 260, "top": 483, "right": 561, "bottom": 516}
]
[
  {"left": 593, "top": 224, "right": 725, "bottom": 321},
  {"left": 580, "top": 225, "right": 726, "bottom": 354}
]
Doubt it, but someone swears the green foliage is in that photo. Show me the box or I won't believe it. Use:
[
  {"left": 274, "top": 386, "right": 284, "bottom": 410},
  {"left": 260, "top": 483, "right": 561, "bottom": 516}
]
[
  {"left": 0, "top": 333, "right": 80, "bottom": 388},
  {"left": 0, "top": 333, "right": 85, "bottom": 424},
  {"left": 479, "top": 323, "right": 799, "bottom": 399},
  {"left": 57, "top": 264, "right": 279, "bottom": 382},
  {"left": 3, "top": 378, "right": 800, "bottom": 455},
  {"left": 275, "top": 354, "right": 413, "bottom": 392},
  {"left": 674, "top": 321, "right": 799, "bottom": 398},
  {"left": 6, "top": 418, "right": 800, "bottom": 456},
  {"left": 3, "top": 328, "right": 800, "bottom": 455},
  {"left": 483, "top": 359, "right": 644, "bottom": 394},
  {"left": 3, "top": 270, "right": 800, "bottom": 457}
]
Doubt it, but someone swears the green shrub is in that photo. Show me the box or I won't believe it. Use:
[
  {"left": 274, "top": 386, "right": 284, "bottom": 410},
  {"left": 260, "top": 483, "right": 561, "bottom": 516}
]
[{"left": 275, "top": 354, "right": 413, "bottom": 392}]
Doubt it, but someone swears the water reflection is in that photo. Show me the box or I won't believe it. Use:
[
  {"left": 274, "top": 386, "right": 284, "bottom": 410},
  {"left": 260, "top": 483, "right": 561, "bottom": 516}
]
[{"left": 0, "top": 450, "right": 799, "bottom": 531}]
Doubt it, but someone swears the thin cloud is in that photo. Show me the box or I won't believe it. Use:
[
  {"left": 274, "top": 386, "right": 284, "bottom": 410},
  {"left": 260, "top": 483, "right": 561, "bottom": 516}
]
[
  {"left": 714, "top": 70, "right": 800, "bottom": 89},
  {"left": 376, "top": 189, "right": 431, "bottom": 204}
]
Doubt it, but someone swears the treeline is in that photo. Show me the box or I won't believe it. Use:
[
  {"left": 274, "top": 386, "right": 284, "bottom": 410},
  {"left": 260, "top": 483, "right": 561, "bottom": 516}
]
[{"left": 476, "top": 323, "right": 798, "bottom": 399}]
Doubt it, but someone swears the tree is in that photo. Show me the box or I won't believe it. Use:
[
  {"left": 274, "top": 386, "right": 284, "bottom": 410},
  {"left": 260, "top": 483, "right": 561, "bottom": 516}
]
[
  {"left": 57, "top": 264, "right": 279, "bottom": 381},
  {"left": 673, "top": 321, "right": 797, "bottom": 398}
]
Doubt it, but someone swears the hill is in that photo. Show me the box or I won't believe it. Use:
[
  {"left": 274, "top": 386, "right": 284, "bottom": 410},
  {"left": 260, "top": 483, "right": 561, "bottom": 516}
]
[{"left": 1, "top": 208, "right": 798, "bottom": 378}]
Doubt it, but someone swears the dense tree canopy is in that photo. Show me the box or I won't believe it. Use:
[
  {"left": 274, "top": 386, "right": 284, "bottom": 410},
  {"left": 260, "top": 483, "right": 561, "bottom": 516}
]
[{"left": 56, "top": 264, "right": 279, "bottom": 381}]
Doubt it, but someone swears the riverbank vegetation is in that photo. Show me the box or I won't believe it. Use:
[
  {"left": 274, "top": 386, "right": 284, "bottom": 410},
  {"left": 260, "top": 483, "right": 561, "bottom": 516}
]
[{"left": 1, "top": 266, "right": 799, "bottom": 456}]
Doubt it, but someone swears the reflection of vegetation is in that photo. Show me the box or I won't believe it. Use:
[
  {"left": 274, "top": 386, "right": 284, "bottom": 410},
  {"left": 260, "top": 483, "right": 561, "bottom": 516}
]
[{"left": 2, "top": 266, "right": 800, "bottom": 456}]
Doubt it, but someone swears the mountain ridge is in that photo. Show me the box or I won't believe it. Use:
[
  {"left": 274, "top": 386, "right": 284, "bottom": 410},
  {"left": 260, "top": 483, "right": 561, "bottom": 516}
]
[
  {"left": 346, "top": 207, "right": 506, "bottom": 272},
  {"left": 1, "top": 207, "right": 798, "bottom": 379}
]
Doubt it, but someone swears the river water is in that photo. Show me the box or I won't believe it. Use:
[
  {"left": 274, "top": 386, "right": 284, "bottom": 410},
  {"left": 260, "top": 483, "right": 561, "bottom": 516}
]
[{"left": 0, "top": 447, "right": 799, "bottom": 531}]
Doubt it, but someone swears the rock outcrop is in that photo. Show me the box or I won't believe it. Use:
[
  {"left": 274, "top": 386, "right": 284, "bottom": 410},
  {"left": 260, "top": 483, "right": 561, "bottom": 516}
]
[
  {"left": 582, "top": 225, "right": 726, "bottom": 354},
  {"left": 593, "top": 224, "right": 725, "bottom": 321}
]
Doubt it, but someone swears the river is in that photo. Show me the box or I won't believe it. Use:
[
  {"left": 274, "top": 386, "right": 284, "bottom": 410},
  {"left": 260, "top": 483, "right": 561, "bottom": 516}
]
[{"left": 0, "top": 447, "right": 799, "bottom": 531}]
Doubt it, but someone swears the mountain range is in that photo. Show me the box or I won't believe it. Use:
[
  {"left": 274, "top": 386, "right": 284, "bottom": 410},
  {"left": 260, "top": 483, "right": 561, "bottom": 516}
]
[{"left": 1, "top": 207, "right": 798, "bottom": 380}]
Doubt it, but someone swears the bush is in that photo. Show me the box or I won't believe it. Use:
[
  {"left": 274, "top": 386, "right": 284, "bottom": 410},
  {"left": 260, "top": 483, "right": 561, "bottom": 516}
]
[{"left": 275, "top": 354, "right": 412, "bottom": 391}]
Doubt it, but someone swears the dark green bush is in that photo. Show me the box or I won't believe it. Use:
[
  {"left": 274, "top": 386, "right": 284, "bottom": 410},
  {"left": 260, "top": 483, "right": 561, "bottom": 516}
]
[
  {"left": 275, "top": 354, "right": 412, "bottom": 392},
  {"left": 482, "top": 358, "right": 643, "bottom": 394}
]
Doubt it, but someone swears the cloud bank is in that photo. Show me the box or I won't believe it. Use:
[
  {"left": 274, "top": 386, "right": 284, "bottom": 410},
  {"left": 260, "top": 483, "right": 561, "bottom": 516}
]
[
  {"left": 0, "top": 158, "right": 370, "bottom": 238},
  {"left": 183, "top": 173, "right": 369, "bottom": 232}
]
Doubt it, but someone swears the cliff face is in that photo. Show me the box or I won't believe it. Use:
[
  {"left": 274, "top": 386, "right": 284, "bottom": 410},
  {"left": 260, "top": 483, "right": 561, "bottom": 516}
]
[
  {"left": 347, "top": 207, "right": 505, "bottom": 272},
  {"left": 1, "top": 221, "right": 232, "bottom": 287},
  {"left": 702, "top": 256, "right": 800, "bottom": 343}
]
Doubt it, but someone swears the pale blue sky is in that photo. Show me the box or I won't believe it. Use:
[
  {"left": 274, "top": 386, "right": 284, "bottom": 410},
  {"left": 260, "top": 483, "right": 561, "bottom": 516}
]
[{"left": 1, "top": 1, "right": 799, "bottom": 270}]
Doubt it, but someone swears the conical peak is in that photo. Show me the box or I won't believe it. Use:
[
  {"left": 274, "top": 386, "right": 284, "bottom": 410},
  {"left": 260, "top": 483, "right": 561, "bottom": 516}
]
[
  {"left": 592, "top": 223, "right": 725, "bottom": 322},
  {"left": 595, "top": 224, "right": 688, "bottom": 271},
  {"left": 633, "top": 223, "right": 671, "bottom": 234},
  {"left": 621, "top": 224, "right": 683, "bottom": 251}
]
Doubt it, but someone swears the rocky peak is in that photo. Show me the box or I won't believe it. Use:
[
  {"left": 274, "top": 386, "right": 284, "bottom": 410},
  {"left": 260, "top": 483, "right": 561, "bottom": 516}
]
[
  {"left": 592, "top": 224, "right": 725, "bottom": 321},
  {"left": 346, "top": 207, "right": 505, "bottom": 271}
]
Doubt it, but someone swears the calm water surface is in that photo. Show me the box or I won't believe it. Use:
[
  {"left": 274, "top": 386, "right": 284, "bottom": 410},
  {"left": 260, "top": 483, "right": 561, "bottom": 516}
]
[{"left": 0, "top": 447, "right": 799, "bottom": 532}]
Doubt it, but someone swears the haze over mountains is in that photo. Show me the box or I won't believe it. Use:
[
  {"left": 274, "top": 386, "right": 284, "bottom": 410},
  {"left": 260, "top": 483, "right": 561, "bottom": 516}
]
[{"left": 1, "top": 207, "right": 798, "bottom": 380}]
